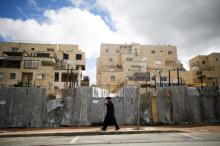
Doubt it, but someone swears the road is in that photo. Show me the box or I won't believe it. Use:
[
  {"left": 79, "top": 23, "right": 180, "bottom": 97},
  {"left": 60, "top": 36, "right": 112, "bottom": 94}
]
[{"left": 0, "top": 132, "right": 220, "bottom": 146}]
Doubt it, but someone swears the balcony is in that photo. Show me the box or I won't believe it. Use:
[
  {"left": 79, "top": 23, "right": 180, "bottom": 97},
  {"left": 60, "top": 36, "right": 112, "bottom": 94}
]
[
  {"left": 3, "top": 52, "right": 23, "bottom": 60},
  {"left": 4, "top": 55, "right": 23, "bottom": 60}
]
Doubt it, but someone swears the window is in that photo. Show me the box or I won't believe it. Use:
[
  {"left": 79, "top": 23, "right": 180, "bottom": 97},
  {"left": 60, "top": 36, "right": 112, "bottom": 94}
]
[
  {"left": 216, "top": 58, "right": 218, "bottom": 61},
  {"left": 0, "top": 73, "right": 3, "bottom": 79},
  {"left": 10, "top": 73, "right": 16, "bottom": 79},
  {"left": 31, "top": 48, "right": 35, "bottom": 50},
  {"left": 136, "top": 76, "right": 150, "bottom": 81},
  {"left": 61, "top": 73, "right": 77, "bottom": 82},
  {"left": 36, "top": 74, "right": 46, "bottom": 80},
  {"left": 111, "top": 75, "right": 115, "bottom": 81},
  {"left": 151, "top": 76, "right": 155, "bottom": 80},
  {"left": 76, "top": 54, "right": 82, "bottom": 60},
  {"left": 63, "top": 53, "right": 69, "bottom": 59},
  {"left": 54, "top": 72, "right": 59, "bottom": 82},
  {"left": 11, "top": 47, "right": 19, "bottom": 51},
  {"left": 0, "top": 60, "right": 3, "bottom": 68},
  {"left": 61, "top": 73, "right": 68, "bottom": 82},
  {"left": 151, "top": 50, "right": 155, "bottom": 54},
  {"left": 128, "top": 76, "right": 132, "bottom": 80},
  {"left": 160, "top": 50, "right": 163, "bottom": 53},
  {"left": 37, "top": 53, "right": 49, "bottom": 57},
  {"left": 168, "top": 51, "right": 172, "bottom": 54},
  {"left": 76, "top": 65, "right": 85, "bottom": 70},
  {"left": 109, "top": 58, "right": 113, "bottom": 62},
  {"left": 161, "top": 77, "right": 167, "bottom": 81},
  {"left": 131, "top": 66, "right": 141, "bottom": 71},
  {"left": 126, "top": 57, "right": 132, "bottom": 61},
  {"left": 47, "top": 48, "right": 54, "bottom": 51},
  {"left": 3, "top": 60, "right": 21, "bottom": 68},
  {"left": 24, "top": 60, "right": 39, "bottom": 69},
  {"left": 202, "top": 60, "right": 205, "bottom": 64},
  {"left": 105, "top": 49, "right": 109, "bottom": 52},
  {"left": 141, "top": 84, "right": 147, "bottom": 88},
  {"left": 116, "top": 50, "right": 120, "bottom": 53}
]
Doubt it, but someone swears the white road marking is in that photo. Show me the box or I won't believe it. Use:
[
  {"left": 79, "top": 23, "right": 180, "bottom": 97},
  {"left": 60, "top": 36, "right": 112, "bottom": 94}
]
[
  {"left": 200, "top": 129, "right": 209, "bottom": 132},
  {"left": 180, "top": 133, "right": 201, "bottom": 140},
  {"left": 70, "top": 136, "right": 80, "bottom": 144}
]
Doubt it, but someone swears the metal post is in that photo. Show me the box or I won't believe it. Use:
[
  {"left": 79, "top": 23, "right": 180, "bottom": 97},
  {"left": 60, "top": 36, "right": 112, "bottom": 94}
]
[
  {"left": 146, "top": 79, "right": 147, "bottom": 94},
  {"left": 136, "top": 85, "right": 140, "bottom": 130},
  {"left": 67, "top": 64, "right": 69, "bottom": 88},
  {"left": 168, "top": 70, "right": 171, "bottom": 86},
  {"left": 159, "top": 71, "right": 162, "bottom": 87},
  {"left": 200, "top": 72, "right": 203, "bottom": 91},
  {"left": 177, "top": 68, "right": 180, "bottom": 86},
  {"left": 154, "top": 74, "right": 157, "bottom": 91}
]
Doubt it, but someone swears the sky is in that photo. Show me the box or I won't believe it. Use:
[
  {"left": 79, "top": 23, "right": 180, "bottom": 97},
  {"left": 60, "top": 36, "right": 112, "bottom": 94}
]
[{"left": 0, "top": 0, "right": 220, "bottom": 84}]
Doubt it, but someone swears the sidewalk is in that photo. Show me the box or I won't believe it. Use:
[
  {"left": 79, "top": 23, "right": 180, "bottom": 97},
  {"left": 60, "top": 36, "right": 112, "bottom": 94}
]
[{"left": 0, "top": 125, "right": 220, "bottom": 138}]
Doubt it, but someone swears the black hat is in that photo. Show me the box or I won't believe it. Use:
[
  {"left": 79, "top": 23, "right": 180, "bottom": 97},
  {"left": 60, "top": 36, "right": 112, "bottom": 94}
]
[{"left": 106, "top": 97, "right": 111, "bottom": 100}]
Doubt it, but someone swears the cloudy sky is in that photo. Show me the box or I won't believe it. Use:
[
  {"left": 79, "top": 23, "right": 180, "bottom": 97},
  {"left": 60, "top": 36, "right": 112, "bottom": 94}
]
[{"left": 0, "top": 0, "right": 220, "bottom": 84}]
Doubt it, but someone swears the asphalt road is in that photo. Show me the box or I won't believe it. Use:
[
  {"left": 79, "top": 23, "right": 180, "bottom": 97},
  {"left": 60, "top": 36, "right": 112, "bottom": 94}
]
[{"left": 0, "top": 132, "right": 220, "bottom": 146}]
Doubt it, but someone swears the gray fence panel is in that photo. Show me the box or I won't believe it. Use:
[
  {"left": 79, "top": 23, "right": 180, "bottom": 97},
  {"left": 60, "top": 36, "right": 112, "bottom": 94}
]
[
  {"left": 91, "top": 98, "right": 105, "bottom": 125},
  {"left": 157, "top": 86, "right": 220, "bottom": 124},
  {"left": 157, "top": 87, "right": 171, "bottom": 123},
  {"left": 203, "top": 87, "right": 217, "bottom": 123},
  {"left": 61, "top": 96, "right": 75, "bottom": 126},
  {"left": 76, "top": 87, "right": 92, "bottom": 126},
  {"left": 0, "top": 87, "right": 7, "bottom": 127},
  {"left": 217, "top": 90, "right": 220, "bottom": 121},
  {"left": 61, "top": 88, "right": 78, "bottom": 126},
  {"left": 0, "top": 87, "right": 47, "bottom": 128},
  {"left": 112, "top": 97, "right": 124, "bottom": 125},
  {"left": 172, "top": 86, "right": 188, "bottom": 123},
  {"left": 187, "top": 87, "right": 201, "bottom": 123},
  {"left": 123, "top": 86, "right": 138, "bottom": 125}
]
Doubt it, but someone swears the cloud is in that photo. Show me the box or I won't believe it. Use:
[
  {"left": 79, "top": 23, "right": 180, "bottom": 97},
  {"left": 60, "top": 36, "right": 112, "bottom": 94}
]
[
  {"left": 98, "top": 0, "right": 220, "bottom": 69},
  {"left": 16, "top": 6, "right": 29, "bottom": 19},
  {"left": 27, "top": 0, "right": 38, "bottom": 7},
  {"left": 69, "top": 0, "right": 83, "bottom": 7},
  {"left": 0, "top": 7, "right": 123, "bottom": 57}
]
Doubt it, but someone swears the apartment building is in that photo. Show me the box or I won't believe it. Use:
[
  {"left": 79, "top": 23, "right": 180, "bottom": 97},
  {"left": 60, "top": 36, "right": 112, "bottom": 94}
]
[
  {"left": 189, "top": 53, "right": 220, "bottom": 87},
  {"left": 0, "top": 42, "right": 86, "bottom": 92},
  {"left": 97, "top": 43, "right": 189, "bottom": 93}
]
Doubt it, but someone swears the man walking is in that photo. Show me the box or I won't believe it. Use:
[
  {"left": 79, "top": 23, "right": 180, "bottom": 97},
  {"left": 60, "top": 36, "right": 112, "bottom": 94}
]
[{"left": 101, "top": 97, "right": 120, "bottom": 131}]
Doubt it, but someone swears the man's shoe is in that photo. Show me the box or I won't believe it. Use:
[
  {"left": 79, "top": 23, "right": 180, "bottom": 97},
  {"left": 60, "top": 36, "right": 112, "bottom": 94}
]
[
  {"left": 115, "top": 127, "right": 120, "bottom": 131},
  {"left": 101, "top": 128, "right": 106, "bottom": 131}
]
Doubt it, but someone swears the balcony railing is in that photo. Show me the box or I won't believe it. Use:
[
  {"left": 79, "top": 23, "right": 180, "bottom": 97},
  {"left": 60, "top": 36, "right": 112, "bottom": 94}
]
[{"left": 4, "top": 56, "right": 23, "bottom": 60}]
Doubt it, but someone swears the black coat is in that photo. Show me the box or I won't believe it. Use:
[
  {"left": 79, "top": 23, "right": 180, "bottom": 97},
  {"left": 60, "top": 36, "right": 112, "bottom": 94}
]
[{"left": 103, "top": 101, "right": 117, "bottom": 125}]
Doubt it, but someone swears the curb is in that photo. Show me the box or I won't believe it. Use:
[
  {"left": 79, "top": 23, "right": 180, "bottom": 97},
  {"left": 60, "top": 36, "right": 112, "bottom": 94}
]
[{"left": 0, "top": 130, "right": 183, "bottom": 138}]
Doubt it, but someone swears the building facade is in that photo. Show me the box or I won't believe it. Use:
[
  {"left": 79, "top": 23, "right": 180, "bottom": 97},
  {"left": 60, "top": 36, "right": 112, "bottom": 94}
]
[
  {"left": 189, "top": 53, "right": 220, "bottom": 87},
  {"left": 97, "top": 43, "right": 189, "bottom": 93},
  {"left": 0, "top": 42, "right": 86, "bottom": 92}
]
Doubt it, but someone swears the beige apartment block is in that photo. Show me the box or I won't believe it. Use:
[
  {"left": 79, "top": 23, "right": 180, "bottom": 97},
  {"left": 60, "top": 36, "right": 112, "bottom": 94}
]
[
  {"left": 97, "top": 43, "right": 189, "bottom": 93},
  {"left": 189, "top": 53, "right": 220, "bottom": 87},
  {"left": 0, "top": 42, "right": 86, "bottom": 93}
]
